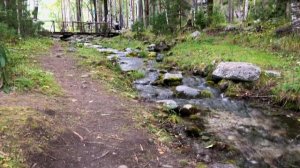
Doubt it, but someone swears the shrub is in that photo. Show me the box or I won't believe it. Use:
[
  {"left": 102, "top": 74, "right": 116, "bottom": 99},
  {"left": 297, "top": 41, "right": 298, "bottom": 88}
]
[
  {"left": 195, "top": 9, "right": 208, "bottom": 29},
  {"left": 0, "top": 22, "right": 16, "bottom": 41},
  {"left": 150, "top": 13, "right": 172, "bottom": 35},
  {"left": 131, "top": 21, "right": 144, "bottom": 38},
  {"left": 209, "top": 6, "right": 226, "bottom": 28},
  {"left": 0, "top": 44, "right": 8, "bottom": 87}
]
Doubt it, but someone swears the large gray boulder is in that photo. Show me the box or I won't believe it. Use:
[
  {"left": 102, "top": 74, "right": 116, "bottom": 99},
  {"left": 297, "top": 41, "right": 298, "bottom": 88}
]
[{"left": 212, "top": 62, "right": 261, "bottom": 82}]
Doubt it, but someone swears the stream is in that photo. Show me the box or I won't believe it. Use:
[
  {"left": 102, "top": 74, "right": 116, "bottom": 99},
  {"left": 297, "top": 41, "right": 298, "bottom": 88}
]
[{"left": 73, "top": 37, "right": 300, "bottom": 168}]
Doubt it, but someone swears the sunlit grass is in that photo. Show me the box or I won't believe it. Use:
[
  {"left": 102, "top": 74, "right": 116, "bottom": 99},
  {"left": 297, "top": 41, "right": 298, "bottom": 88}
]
[{"left": 6, "top": 38, "right": 61, "bottom": 95}]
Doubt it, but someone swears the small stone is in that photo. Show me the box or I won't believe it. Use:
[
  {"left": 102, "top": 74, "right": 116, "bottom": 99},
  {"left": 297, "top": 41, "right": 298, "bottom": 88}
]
[
  {"left": 190, "top": 31, "right": 201, "bottom": 39},
  {"left": 156, "top": 100, "right": 178, "bottom": 110},
  {"left": 264, "top": 70, "right": 281, "bottom": 78},
  {"left": 118, "top": 165, "right": 128, "bottom": 168},
  {"left": 156, "top": 53, "right": 164, "bottom": 62},
  {"left": 163, "top": 73, "right": 183, "bottom": 86},
  {"left": 81, "top": 74, "right": 90, "bottom": 78}
]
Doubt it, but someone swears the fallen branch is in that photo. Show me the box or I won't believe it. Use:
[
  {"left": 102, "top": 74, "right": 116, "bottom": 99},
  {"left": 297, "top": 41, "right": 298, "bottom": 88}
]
[{"left": 72, "top": 131, "right": 84, "bottom": 141}]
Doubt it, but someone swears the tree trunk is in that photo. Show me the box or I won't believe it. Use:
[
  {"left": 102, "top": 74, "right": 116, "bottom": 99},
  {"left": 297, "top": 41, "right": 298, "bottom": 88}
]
[
  {"left": 144, "top": 0, "right": 149, "bottom": 27},
  {"left": 291, "top": 0, "right": 300, "bottom": 33},
  {"left": 119, "top": 0, "right": 123, "bottom": 29},
  {"left": 138, "top": 0, "right": 143, "bottom": 23},
  {"left": 126, "top": 0, "right": 129, "bottom": 28},
  {"left": 104, "top": 0, "right": 108, "bottom": 22},
  {"left": 93, "top": 0, "right": 98, "bottom": 32},
  {"left": 131, "top": 0, "right": 135, "bottom": 23},
  {"left": 207, "top": 0, "right": 214, "bottom": 18},
  {"left": 243, "top": 0, "right": 249, "bottom": 20}
]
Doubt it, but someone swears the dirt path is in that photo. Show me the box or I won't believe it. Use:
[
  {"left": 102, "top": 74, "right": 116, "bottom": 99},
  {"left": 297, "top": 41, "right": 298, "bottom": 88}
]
[{"left": 28, "top": 43, "right": 185, "bottom": 168}]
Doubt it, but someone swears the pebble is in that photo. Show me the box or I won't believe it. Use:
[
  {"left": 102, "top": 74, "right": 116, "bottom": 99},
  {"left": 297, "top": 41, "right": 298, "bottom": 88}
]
[{"left": 118, "top": 165, "right": 128, "bottom": 168}]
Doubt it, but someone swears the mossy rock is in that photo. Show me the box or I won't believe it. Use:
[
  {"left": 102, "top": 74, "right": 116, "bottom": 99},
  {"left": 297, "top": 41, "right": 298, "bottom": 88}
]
[
  {"left": 189, "top": 114, "right": 202, "bottom": 121},
  {"left": 185, "top": 125, "right": 202, "bottom": 137},
  {"left": 148, "top": 52, "right": 157, "bottom": 58},
  {"left": 127, "top": 52, "right": 139, "bottom": 57},
  {"left": 200, "top": 90, "right": 213, "bottom": 98}
]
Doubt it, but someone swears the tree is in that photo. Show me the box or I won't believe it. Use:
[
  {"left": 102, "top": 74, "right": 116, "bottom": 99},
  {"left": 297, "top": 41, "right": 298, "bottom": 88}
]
[{"left": 104, "top": 0, "right": 108, "bottom": 22}]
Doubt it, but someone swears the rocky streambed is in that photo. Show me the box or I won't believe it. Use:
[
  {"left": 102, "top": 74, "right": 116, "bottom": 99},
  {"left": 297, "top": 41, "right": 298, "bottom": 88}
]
[{"left": 72, "top": 37, "right": 300, "bottom": 168}]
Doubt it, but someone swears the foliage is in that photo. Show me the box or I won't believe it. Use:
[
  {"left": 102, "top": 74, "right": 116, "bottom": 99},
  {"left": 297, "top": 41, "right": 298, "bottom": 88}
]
[
  {"left": 0, "top": 23, "right": 16, "bottom": 41},
  {"left": 5, "top": 38, "right": 60, "bottom": 95},
  {"left": 131, "top": 21, "right": 144, "bottom": 38},
  {"left": 209, "top": 6, "right": 226, "bottom": 28},
  {"left": 150, "top": 13, "right": 170, "bottom": 35},
  {"left": 0, "top": 0, "right": 41, "bottom": 38},
  {"left": 195, "top": 9, "right": 208, "bottom": 29},
  {"left": 0, "top": 44, "right": 8, "bottom": 88},
  {"left": 248, "top": 0, "right": 286, "bottom": 21}
]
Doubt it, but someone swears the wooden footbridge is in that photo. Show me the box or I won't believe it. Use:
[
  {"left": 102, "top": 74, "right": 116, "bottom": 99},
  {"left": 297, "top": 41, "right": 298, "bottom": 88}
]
[{"left": 39, "top": 20, "right": 120, "bottom": 37}]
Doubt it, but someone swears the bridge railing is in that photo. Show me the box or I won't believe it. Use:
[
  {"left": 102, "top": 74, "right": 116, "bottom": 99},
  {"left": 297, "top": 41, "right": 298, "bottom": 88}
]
[{"left": 40, "top": 20, "right": 112, "bottom": 34}]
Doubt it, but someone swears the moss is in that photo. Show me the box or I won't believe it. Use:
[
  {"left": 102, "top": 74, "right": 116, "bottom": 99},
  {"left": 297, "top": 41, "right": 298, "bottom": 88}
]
[
  {"left": 148, "top": 52, "right": 157, "bottom": 58},
  {"left": 189, "top": 114, "right": 202, "bottom": 121},
  {"left": 196, "top": 162, "right": 208, "bottom": 168},
  {"left": 185, "top": 125, "right": 201, "bottom": 137},
  {"left": 200, "top": 90, "right": 213, "bottom": 98}
]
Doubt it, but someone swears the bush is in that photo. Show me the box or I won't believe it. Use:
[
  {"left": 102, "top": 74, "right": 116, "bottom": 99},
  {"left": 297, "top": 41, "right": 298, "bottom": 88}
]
[
  {"left": 131, "top": 21, "right": 144, "bottom": 38},
  {"left": 150, "top": 13, "right": 172, "bottom": 35},
  {"left": 195, "top": 9, "right": 208, "bottom": 29},
  {"left": 0, "top": 44, "right": 8, "bottom": 87},
  {"left": 209, "top": 6, "right": 226, "bottom": 28},
  {"left": 0, "top": 22, "right": 16, "bottom": 41}
]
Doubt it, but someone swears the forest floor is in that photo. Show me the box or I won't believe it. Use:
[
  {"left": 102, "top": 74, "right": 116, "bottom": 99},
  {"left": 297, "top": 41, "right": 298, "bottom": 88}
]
[{"left": 0, "top": 42, "right": 193, "bottom": 168}]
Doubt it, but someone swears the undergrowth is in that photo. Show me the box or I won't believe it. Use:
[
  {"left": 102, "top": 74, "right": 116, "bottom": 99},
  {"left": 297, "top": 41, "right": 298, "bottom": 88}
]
[
  {"left": 75, "top": 46, "right": 137, "bottom": 98},
  {"left": 5, "top": 38, "right": 61, "bottom": 95},
  {"left": 0, "top": 107, "right": 60, "bottom": 168}
]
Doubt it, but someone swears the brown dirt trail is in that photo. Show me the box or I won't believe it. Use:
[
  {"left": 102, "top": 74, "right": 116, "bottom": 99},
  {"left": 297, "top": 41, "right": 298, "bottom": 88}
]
[{"left": 27, "top": 43, "right": 184, "bottom": 168}]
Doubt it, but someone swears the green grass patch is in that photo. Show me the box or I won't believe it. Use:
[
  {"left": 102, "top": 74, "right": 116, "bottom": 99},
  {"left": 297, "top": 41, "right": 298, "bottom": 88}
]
[
  {"left": 6, "top": 38, "right": 61, "bottom": 95},
  {"left": 75, "top": 46, "right": 137, "bottom": 98}
]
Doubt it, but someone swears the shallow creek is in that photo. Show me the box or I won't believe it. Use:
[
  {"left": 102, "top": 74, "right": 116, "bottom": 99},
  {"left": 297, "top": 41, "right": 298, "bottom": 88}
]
[{"left": 82, "top": 42, "right": 300, "bottom": 168}]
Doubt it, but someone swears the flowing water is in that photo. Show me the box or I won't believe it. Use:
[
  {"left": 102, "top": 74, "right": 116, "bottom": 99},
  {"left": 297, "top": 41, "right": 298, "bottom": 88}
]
[{"left": 81, "top": 41, "right": 300, "bottom": 168}]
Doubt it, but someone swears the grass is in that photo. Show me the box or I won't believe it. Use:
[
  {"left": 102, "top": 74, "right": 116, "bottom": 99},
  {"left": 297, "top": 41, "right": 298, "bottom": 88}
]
[
  {"left": 165, "top": 33, "right": 300, "bottom": 110},
  {"left": 5, "top": 38, "right": 61, "bottom": 95},
  {"left": 75, "top": 46, "right": 138, "bottom": 98},
  {"left": 0, "top": 106, "right": 60, "bottom": 168}
]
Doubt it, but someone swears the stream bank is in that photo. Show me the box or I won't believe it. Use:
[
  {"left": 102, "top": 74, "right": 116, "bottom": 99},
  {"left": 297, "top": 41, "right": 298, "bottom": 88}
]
[{"left": 67, "top": 35, "right": 300, "bottom": 168}]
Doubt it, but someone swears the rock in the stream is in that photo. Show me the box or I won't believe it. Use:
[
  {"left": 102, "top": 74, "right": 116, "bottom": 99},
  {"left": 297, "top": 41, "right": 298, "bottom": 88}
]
[
  {"left": 155, "top": 41, "right": 171, "bottom": 52},
  {"left": 176, "top": 85, "right": 201, "bottom": 98},
  {"left": 190, "top": 31, "right": 201, "bottom": 39},
  {"left": 264, "top": 70, "right": 281, "bottom": 78},
  {"left": 209, "top": 163, "right": 237, "bottom": 168},
  {"left": 212, "top": 62, "right": 261, "bottom": 82},
  {"left": 179, "top": 104, "right": 199, "bottom": 116},
  {"left": 163, "top": 73, "right": 183, "bottom": 86},
  {"left": 147, "top": 44, "right": 156, "bottom": 52},
  {"left": 156, "top": 53, "right": 164, "bottom": 62},
  {"left": 67, "top": 47, "right": 76, "bottom": 52},
  {"left": 157, "top": 100, "right": 179, "bottom": 110},
  {"left": 119, "top": 57, "right": 144, "bottom": 72},
  {"left": 148, "top": 52, "right": 157, "bottom": 58}
]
